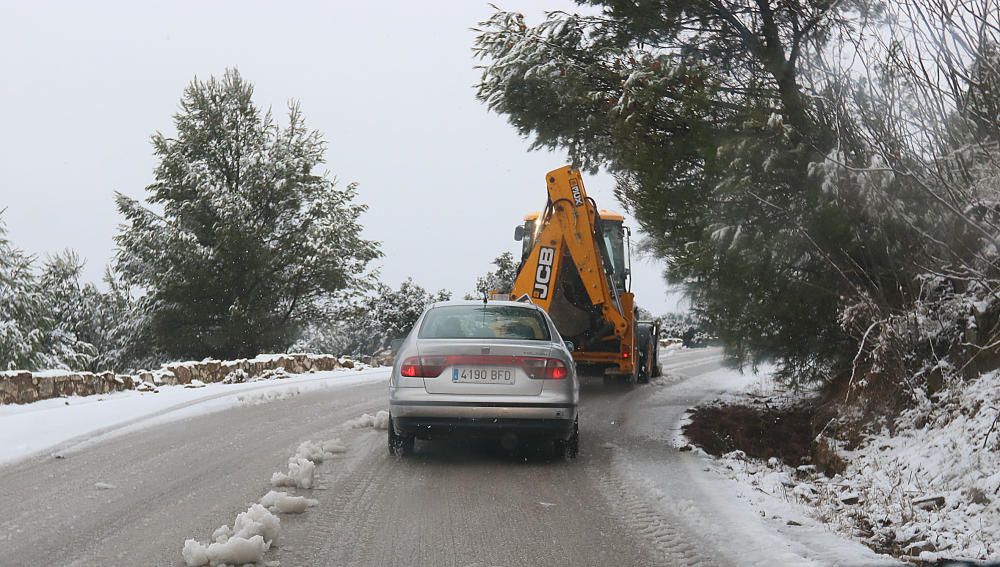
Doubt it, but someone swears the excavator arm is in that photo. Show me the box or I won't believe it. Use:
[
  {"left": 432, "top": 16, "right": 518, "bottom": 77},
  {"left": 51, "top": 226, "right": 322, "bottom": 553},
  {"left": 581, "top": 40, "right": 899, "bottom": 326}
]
[{"left": 511, "top": 166, "right": 638, "bottom": 379}]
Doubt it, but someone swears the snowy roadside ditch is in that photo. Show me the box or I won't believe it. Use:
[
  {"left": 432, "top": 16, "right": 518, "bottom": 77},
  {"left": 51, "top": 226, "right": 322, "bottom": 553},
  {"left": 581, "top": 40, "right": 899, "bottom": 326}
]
[
  {"left": 0, "top": 366, "right": 389, "bottom": 468},
  {"left": 678, "top": 368, "right": 1000, "bottom": 564},
  {"left": 181, "top": 410, "right": 390, "bottom": 566}
]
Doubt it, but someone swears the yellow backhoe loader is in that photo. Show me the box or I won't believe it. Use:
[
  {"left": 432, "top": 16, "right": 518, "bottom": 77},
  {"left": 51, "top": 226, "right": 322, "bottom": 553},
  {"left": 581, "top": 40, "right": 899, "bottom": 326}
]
[{"left": 508, "top": 165, "right": 661, "bottom": 384}]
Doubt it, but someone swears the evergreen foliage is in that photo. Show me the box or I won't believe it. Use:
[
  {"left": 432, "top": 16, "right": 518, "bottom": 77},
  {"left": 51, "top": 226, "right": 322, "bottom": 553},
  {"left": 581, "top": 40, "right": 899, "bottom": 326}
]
[
  {"left": 115, "top": 69, "right": 381, "bottom": 360},
  {"left": 0, "top": 215, "right": 133, "bottom": 371},
  {"left": 473, "top": 1, "right": 999, "bottom": 385},
  {"left": 0, "top": 216, "right": 47, "bottom": 370},
  {"left": 296, "top": 278, "right": 451, "bottom": 356},
  {"left": 659, "top": 311, "right": 713, "bottom": 347},
  {"left": 466, "top": 251, "right": 517, "bottom": 299}
]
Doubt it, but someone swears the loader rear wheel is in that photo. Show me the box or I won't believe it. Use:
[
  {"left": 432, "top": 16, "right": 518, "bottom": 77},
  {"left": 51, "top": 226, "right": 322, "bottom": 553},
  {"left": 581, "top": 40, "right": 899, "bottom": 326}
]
[
  {"left": 651, "top": 339, "right": 662, "bottom": 378},
  {"left": 636, "top": 324, "right": 654, "bottom": 384}
]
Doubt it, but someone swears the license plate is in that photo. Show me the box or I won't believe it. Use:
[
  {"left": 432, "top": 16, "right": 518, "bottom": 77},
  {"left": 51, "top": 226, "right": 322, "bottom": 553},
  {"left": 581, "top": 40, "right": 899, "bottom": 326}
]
[{"left": 452, "top": 367, "right": 514, "bottom": 385}]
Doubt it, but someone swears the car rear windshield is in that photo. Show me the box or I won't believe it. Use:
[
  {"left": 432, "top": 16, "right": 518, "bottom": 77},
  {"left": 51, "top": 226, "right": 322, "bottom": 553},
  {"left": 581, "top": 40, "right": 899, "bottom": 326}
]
[{"left": 418, "top": 305, "right": 551, "bottom": 341}]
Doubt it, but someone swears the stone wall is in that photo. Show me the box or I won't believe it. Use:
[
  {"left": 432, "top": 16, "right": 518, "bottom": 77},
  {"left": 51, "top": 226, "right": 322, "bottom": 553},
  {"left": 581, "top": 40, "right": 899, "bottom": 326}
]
[{"left": 0, "top": 353, "right": 382, "bottom": 406}]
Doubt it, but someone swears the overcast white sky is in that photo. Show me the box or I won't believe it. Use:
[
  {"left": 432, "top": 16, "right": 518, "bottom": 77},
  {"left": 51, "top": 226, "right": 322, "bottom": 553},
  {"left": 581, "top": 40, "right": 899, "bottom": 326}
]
[{"left": 0, "top": 1, "right": 684, "bottom": 314}]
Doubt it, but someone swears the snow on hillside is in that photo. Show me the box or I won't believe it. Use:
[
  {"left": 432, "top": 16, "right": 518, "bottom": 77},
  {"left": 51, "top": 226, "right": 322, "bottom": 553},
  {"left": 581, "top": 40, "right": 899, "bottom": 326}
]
[{"left": 701, "top": 370, "right": 1000, "bottom": 563}]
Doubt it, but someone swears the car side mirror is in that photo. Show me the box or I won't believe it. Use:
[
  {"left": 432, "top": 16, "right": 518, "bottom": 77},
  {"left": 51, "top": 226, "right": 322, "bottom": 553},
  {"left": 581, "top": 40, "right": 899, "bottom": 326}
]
[
  {"left": 513, "top": 225, "right": 525, "bottom": 241},
  {"left": 563, "top": 340, "right": 575, "bottom": 352},
  {"left": 390, "top": 338, "right": 404, "bottom": 356}
]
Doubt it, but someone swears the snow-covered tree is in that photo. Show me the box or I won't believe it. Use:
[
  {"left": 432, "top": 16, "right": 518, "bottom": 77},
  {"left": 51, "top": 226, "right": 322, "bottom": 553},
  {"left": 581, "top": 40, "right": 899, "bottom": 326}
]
[
  {"left": 33, "top": 251, "right": 98, "bottom": 370},
  {"left": 0, "top": 219, "right": 107, "bottom": 371},
  {"left": 473, "top": 3, "right": 868, "bottom": 383},
  {"left": 473, "top": 2, "right": 1000, "bottom": 387},
  {"left": 115, "top": 69, "right": 381, "bottom": 360},
  {"left": 0, "top": 215, "right": 46, "bottom": 370},
  {"left": 466, "top": 251, "right": 517, "bottom": 299},
  {"left": 296, "top": 278, "right": 451, "bottom": 356}
]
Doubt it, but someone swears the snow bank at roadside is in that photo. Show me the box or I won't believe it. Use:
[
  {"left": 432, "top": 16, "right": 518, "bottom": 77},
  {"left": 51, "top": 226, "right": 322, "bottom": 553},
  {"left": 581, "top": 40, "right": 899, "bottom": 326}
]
[
  {"left": 700, "top": 370, "right": 1000, "bottom": 563},
  {"left": 0, "top": 367, "right": 388, "bottom": 468},
  {"left": 811, "top": 371, "right": 1000, "bottom": 562}
]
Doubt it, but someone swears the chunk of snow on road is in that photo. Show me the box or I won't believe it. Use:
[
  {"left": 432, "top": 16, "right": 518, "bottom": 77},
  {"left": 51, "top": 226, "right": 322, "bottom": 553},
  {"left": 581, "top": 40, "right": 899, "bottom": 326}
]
[
  {"left": 94, "top": 482, "right": 115, "bottom": 490},
  {"left": 184, "top": 379, "right": 206, "bottom": 389},
  {"left": 343, "top": 413, "right": 375, "bottom": 429},
  {"left": 182, "top": 503, "right": 280, "bottom": 566},
  {"left": 181, "top": 539, "right": 210, "bottom": 566},
  {"left": 237, "top": 387, "right": 301, "bottom": 407},
  {"left": 260, "top": 490, "right": 318, "bottom": 514},
  {"left": 183, "top": 535, "right": 268, "bottom": 566},
  {"left": 231, "top": 503, "right": 280, "bottom": 545},
  {"left": 211, "top": 524, "right": 230, "bottom": 543},
  {"left": 208, "top": 535, "right": 268, "bottom": 565},
  {"left": 344, "top": 409, "right": 390, "bottom": 430},
  {"left": 295, "top": 440, "right": 329, "bottom": 463},
  {"left": 270, "top": 457, "right": 316, "bottom": 489},
  {"left": 321, "top": 438, "right": 347, "bottom": 454}
]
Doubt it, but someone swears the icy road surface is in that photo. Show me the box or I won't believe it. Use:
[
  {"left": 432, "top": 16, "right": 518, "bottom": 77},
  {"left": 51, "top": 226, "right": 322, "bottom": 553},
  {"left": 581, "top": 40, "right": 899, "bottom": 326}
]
[{"left": 0, "top": 349, "right": 892, "bottom": 566}]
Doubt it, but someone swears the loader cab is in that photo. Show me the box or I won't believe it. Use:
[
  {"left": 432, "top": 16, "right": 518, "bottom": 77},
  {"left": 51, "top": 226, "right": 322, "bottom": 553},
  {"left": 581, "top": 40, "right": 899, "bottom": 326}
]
[
  {"left": 597, "top": 211, "right": 628, "bottom": 293},
  {"left": 515, "top": 214, "right": 536, "bottom": 265},
  {"left": 514, "top": 210, "right": 630, "bottom": 293}
]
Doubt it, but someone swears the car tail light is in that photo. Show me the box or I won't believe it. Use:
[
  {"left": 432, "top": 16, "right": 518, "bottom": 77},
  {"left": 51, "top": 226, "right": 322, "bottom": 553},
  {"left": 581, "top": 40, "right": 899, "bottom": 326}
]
[
  {"left": 399, "top": 356, "right": 447, "bottom": 378},
  {"left": 522, "top": 357, "right": 568, "bottom": 380}
]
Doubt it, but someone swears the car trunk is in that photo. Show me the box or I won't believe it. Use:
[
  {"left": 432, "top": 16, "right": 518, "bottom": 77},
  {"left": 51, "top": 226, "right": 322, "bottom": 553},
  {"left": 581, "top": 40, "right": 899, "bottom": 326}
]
[{"left": 418, "top": 339, "right": 550, "bottom": 396}]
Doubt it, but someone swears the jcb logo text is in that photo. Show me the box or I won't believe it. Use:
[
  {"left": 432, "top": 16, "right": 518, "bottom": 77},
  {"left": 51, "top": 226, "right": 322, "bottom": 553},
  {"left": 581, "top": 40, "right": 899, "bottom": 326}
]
[{"left": 533, "top": 247, "right": 556, "bottom": 299}]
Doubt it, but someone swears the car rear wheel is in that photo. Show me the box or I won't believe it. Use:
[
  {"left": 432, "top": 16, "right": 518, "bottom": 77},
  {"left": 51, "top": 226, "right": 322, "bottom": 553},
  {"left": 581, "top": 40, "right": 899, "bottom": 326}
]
[
  {"left": 555, "top": 418, "right": 580, "bottom": 459},
  {"left": 387, "top": 416, "right": 414, "bottom": 457}
]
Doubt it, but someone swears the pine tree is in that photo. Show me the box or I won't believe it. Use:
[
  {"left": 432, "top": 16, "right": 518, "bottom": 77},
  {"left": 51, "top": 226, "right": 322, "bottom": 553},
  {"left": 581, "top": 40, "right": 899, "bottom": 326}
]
[
  {"left": 472, "top": 3, "right": 904, "bottom": 383},
  {"left": 0, "top": 215, "right": 46, "bottom": 370},
  {"left": 296, "top": 278, "right": 451, "bottom": 356},
  {"left": 115, "top": 69, "right": 381, "bottom": 360},
  {"left": 34, "top": 251, "right": 98, "bottom": 370},
  {"left": 467, "top": 252, "right": 517, "bottom": 299}
]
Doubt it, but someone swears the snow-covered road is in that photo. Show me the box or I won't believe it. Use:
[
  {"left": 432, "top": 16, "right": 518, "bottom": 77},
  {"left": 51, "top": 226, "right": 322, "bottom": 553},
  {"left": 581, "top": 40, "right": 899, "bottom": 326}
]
[{"left": 0, "top": 349, "right": 894, "bottom": 566}]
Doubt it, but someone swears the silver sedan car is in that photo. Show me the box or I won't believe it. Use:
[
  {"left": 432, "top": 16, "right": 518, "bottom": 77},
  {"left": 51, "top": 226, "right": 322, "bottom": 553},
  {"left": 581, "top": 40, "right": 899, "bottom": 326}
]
[{"left": 388, "top": 300, "right": 580, "bottom": 458}]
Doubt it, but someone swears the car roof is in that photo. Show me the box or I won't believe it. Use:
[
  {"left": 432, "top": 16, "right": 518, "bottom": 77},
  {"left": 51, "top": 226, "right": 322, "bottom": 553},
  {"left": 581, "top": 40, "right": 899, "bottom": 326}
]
[{"left": 427, "top": 299, "right": 543, "bottom": 312}]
